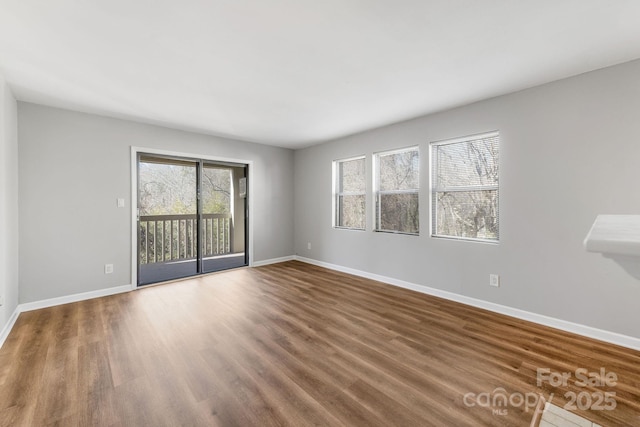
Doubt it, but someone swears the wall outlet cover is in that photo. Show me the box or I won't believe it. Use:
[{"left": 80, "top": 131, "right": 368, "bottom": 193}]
[{"left": 490, "top": 274, "right": 500, "bottom": 287}]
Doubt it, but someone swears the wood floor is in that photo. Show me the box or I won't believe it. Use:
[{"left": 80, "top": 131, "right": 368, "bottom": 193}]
[{"left": 1, "top": 261, "right": 639, "bottom": 426}]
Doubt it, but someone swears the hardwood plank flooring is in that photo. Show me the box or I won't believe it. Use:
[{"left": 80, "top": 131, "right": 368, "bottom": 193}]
[{"left": 1, "top": 260, "right": 639, "bottom": 426}]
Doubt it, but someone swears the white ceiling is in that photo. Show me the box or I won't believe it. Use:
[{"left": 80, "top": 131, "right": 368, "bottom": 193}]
[{"left": 1, "top": 1, "right": 640, "bottom": 149}]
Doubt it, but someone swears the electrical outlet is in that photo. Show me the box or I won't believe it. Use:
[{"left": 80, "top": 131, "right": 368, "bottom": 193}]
[
  {"left": 0, "top": 294, "right": 4, "bottom": 306},
  {"left": 489, "top": 274, "right": 500, "bottom": 287},
  {"left": 117, "top": 198, "right": 125, "bottom": 208},
  {"left": 307, "top": 242, "right": 311, "bottom": 250},
  {"left": 105, "top": 264, "right": 114, "bottom": 274}
]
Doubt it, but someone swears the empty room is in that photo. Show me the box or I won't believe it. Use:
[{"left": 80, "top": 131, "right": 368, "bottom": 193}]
[{"left": 1, "top": 1, "right": 640, "bottom": 426}]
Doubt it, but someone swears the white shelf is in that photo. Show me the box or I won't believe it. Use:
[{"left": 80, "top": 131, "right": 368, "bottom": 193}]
[{"left": 584, "top": 215, "right": 640, "bottom": 257}]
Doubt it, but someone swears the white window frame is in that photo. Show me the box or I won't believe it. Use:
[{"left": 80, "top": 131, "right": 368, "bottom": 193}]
[
  {"left": 333, "top": 155, "right": 366, "bottom": 230},
  {"left": 430, "top": 131, "right": 499, "bottom": 243},
  {"left": 373, "top": 146, "right": 420, "bottom": 235}
]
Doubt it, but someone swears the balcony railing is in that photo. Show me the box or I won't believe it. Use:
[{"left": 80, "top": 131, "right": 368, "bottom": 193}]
[{"left": 139, "top": 214, "right": 233, "bottom": 264}]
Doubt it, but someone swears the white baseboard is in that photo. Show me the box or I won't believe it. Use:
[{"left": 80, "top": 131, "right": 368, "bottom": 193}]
[
  {"left": 252, "top": 255, "right": 295, "bottom": 267},
  {"left": 0, "top": 307, "right": 20, "bottom": 348},
  {"left": 294, "top": 256, "right": 640, "bottom": 352},
  {"left": 19, "top": 284, "right": 132, "bottom": 313}
]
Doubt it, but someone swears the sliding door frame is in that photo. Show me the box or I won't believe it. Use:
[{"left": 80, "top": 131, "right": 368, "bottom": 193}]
[{"left": 130, "top": 146, "right": 254, "bottom": 289}]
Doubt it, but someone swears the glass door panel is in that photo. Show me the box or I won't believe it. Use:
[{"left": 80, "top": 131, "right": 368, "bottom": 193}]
[
  {"left": 138, "top": 155, "right": 198, "bottom": 285},
  {"left": 201, "top": 163, "right": 247, "bottom": 273}
]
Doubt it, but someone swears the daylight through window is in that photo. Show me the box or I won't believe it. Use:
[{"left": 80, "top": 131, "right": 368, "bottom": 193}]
[
  {"left": 374, "top": 147, "right": 420, "bottom": 234},
  {"left": 431, "top": 132, "right": 499, "bottom": 242},
  {"left": 334, "top": 156, "right": 366, "bottom": 230}
]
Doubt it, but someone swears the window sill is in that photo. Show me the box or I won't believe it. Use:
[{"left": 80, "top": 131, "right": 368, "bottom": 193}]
[
  {"left": 333, "top": 226, "right": 366, "bottom": 232},
  {"left": 374, "top": 229, "right": 420, "bottom": 236},
  {"left": 431, "top": 234, "right": 499, "bottom": 244}
]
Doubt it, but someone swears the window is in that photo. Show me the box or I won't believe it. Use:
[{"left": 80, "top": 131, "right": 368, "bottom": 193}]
[
  {"left": 431, "top": 131, "right": 499, "bottom": 242},
  {"left": 374, "top": 147, "right": 419, "bottom": 234},
  {"left": 334, "top": 156, "right": 366, "bottom": 230}
]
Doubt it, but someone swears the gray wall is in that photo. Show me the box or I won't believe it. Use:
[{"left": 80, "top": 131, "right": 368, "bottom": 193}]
[
  {"left": 18, "top": 103, "right": 294, "bottom": 303},
  {"left": 294, "top": 59, "right": 640, "bottom": 338},
  {"left": 0, "top": 76, "right": 19, "bottom": 333}
]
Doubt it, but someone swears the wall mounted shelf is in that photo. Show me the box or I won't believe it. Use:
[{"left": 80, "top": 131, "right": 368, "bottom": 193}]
[{"left": 584, "top": 215, "right": 640, "bottom": 257}]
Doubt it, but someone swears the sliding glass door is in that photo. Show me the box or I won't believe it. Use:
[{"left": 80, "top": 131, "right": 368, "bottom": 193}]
[
  {"left": 137, "top": 154, "right": 248, "bottom": 286},
  {"left": 200, "top": 163, "right": 247, "bottom": 273}
]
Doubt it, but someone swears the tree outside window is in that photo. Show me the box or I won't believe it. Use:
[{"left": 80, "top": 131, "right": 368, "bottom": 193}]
[
  {"left": 431, "top": 132, "right": 499, "bottom": 242},
  {"left": 334, "top": 156, "right": 366, "bottom": 230},
  {"left": 374, "top": 147, "right": 420, "bottom": 235}
]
